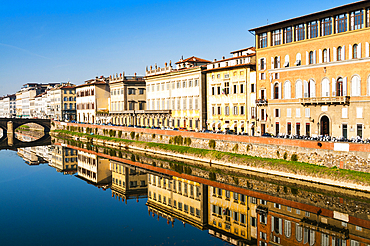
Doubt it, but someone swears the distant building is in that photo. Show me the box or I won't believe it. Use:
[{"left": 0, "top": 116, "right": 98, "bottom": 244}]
[
  {"left": 15, "top": 83, "right": 59, "bottom": 118},
  {"left": 76, "top": 76, "right": 110, "bottom": 124},
  {"left": 48, "top": 83, "right": 76, "bottom": 121},
  {"left": 206, "top": 47, "right": 256, "bottom": 134},
  {"left": 49, "top": 145, "right": 78, "bottom": 175}
]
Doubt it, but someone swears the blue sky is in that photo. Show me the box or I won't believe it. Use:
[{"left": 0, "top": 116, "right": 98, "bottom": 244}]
[{"left": 0, "top": 0, "right": 351, "bottom": 95}]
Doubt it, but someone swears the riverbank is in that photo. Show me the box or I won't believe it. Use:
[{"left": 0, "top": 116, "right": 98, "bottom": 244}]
[{"left": 52, "top": 129, "right": 370, "bottom": 192}]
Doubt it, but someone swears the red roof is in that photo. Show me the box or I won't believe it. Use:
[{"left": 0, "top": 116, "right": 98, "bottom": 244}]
[{"left": 175, "top": 56, "right": 211, "bottom": 64}]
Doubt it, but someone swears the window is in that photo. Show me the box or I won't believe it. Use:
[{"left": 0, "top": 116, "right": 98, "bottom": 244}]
[
  {"left": 295, "top": 24, "right": 305, "bottom": 41},
  {"left": 240, "top": 105, "right": 245, "bottom": 115},
  {"left": 357, "top": 124, "right": 363, "bottom": 138},
  {"left": 337, "top": 77, "right": 344, "bottom": 96},
  {"left": 273, "top": 83, "right": 279, "bottom": 99},
  {"left": 336, "top": 14, "right": 347, "bottom": 33},
  {"left": 128, "top": 88, "right": 135, "bottom": 95},
  {"left": 321, "top": 17, "right": 332, "bottom": 36},
  {"left": 251, "top": 84, "right": 255, "bottom": 93},
  {"left": 296, "top": 224, "right": 303, "bottom": 242},
  {"left": 260, "top": 199, "right": 267, "bottom": 205},
  {"left": 233, "top": 106, "right": 238, "bottom": 115},
  {"left": 284, "top": 220, "right": 292, "bottom": 238},
  {"left": 260, "top": 58, "right": 266, "bottom": 70},
  {"left": 139, "top": 88, "right": 144, "bottom": 94},
  {"left": 240, "top": 84, "right": 244, "bottom": 93},
  {"left": 225, "top": 106, "right": 230, "bottom": 115},
  {"left": 351, "top": 10, "right": 363, "bottom": 30},
  {"left": 274, "top": 56, "right": 279, "bottom": 69},
  {"left": 272, "top": 29, "right": 281, "bottom": 46},
  {"left": 284, "top": 27, "right": 293, "bottom": 43},
  {"left": 323, "top": 49, "right": 328, "bottom": 62},
  {"left": 308, "top": 21, "right": 318, "bottom": 38},
  {"left": 337, "top": 46, "right": 342, "bottom": 61},
  {"left": 309, "top": 51, "right": 314, "bottom": 64},
  {"left": 211, "top": 87, "right": 215, "bottom": 95},
  {"left": 296, "top": 80, "right": 303, "bottom": 98},
  {"left": 233, "top": 84, "right": 237, "bottom": 94},
  {"left": 259, "top": 32, "right": 267, "bottom": 48}
]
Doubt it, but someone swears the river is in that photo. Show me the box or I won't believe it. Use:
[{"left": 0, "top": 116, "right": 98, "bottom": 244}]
[{"left": 0, "top": 134, "right": 369, "bottom": 246}]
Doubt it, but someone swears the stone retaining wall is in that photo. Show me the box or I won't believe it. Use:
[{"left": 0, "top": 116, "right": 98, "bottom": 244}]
[{"left": 53, "top": 121, "right": 370, "bottom": 173}]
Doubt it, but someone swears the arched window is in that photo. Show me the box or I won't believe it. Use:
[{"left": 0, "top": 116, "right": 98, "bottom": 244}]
[
  {"left": 337, "top": 77, "right": 344, "bottom": 96},
  {"left": 337, "top": 46, "right": 342, "bottom": 61},
  {"left": 274, "top": 56, "right": 279, "bottom": 69},
  {"left": 284, "top": 55, "right": 290, "bottom": 67},
  {"left": 353, "top": 44, "right": 358, "bottom": 59},
  {"left": 323, "top": 49, "right": 328, "bottom": 63},
  {"left": 274, "top": 83, "right": 279, "bottom": 99},
  {"left": 322, "top": 78, "right": 330, "bottom": 97},
  {"left": 309, "top": 51, "right": 314, "bottom": 64},
  {"left": 295, "top": 53, "right": 301, "bottom": 66},
  {"left": 284, "top": 81, "right": 291, "bottom": 99},
  {"left": 295, "top": 80, "right": 303, "bottom": 98},
  {"left": 284, "top": 220, "right": 292, "bottom": 238},
  {"left": 296, "top": 223, "right": 303, "bottom": 242},
  {"left": 351, "top": 75, "right": 361, "bottom": 96}
]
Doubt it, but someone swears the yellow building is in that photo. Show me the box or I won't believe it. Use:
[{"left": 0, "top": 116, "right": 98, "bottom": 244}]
[
  {"left": 145, "top": 57, "right": 210, "bottom": 130},
  {"left": 77, "top": 150, "right": 111, "bottom": 186},
  {"left": 208, "top": 186, "right": 257, "bottom": 245},
  {"left": 146, "top": 174, "right": 208, "bottom": 229},
  {"left": 110, "top": 160, "right": 148, "bottom": 202},
  {"left": 49, "top": 145, "right": 78, "bottom": 175},
  {"left": 250, "top": 2, "right": 370, "bottom": 139},
  {"left": 206, "top": 47, "right": 256, "bottom": 134}
]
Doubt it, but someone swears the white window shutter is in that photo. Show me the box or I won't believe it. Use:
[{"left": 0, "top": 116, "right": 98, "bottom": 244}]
[
  {"left": 342, "top": 45, "right": 345, "bottom": 60},
  {"left": 333, "top": 47, "right": 337, "bottom": 61},
  {"left": 271, "top": 57, "right": 274, "bottom": 69},
  {"left": 313, "top": 50, "right": 316, "bottom": 64},
  {"left": 358, "top": 43, "right": 362, "bottom": 58},
  {"left": 366, "top": 42, "right": 369, "bottom": 57},
  {"left": 349, "top": 44, "right": 352, "bottom": 59},
  {"left": 357, "top": 77, "right": 361, "bottom": 96},
  {"left": 279, "top": 218, "right": 283, "bottom": 235},
  {"left": 278, "top": 56, "right": 281, "bottom": 68},
  {"left": 258, "top": 59, "right": 261, "bottom": 70},
  {"left": 328, "top": 48, "right": 331, "bottom": 62},
  {"left": 304, "top": 80, "right": 308, "bottom": 98},
  {"left": 310, "top": 80, "right": 316, "bottom": 97},
  {"left": 271, "top": 216, "right": 275, "bottom": 232},
  {"left": 264, "top": 59, "right": 267, "bottom": 69},
  {"left": 319, "top": 49, "right": 322, "bottom": 63},
  {"left": 278, "top": 83, "right": 282, "bottom": 99},
  {"left": 306, "top": 51, "right": 309, "bottom": 65},
  {"left": 271, "top": 83, "right": 274, "bottom": 99},
  {"left": 343, "top": 77, "right": 347, "bottom": 96},
  {"left": 332, "top": 78, "right": 336, "bottom": 96}
]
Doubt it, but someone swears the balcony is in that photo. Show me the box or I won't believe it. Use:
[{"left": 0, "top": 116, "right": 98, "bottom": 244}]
[
  {"left": 255, "top": 99, "right": 268, "bottom": 106},
  {"left": 300, "top": 96, "right": 350, "bottom": 106}
]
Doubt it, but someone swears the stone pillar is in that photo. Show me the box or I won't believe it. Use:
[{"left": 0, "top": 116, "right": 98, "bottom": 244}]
[{"left": 7, "top": 121, "right": 13, "bottom": 146}]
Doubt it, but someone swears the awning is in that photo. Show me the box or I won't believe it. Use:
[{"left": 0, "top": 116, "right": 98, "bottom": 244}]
[
  {"left": 216, "top": 122, "right": 221, "bottom": 128},
  {"left": 239, "top": 123, "right": 245, "bottom": 128},
  {"left": 231, "top": 123, "right": 237, "bottom": 128},
  {"left": 223, "top": 124, "right": 229, "bottom": 129},
  {"left": 210, "top": 122, "right": 215, "bottom": 127}
]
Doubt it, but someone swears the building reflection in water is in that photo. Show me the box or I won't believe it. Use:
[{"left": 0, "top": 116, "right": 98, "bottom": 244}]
[
  {"left": 49, "top": 145, "right": 78, "bottom": 175},
  {"left": 110, "top": 160, "right": 148, "bottom": 203},
  {"left": 17, "top": 145, "right": 51, "bottom": 165},
  {"left": 76, "top": 150, "right": 111, "bottom": 189},
  {"left": 42, "top": 143, "right": 370, "bottom": 246}
]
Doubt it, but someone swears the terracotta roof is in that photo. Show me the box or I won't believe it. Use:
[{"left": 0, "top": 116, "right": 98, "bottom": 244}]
[
  {"left": 175, "top": 56, "right": 211, "bottom": 64},
  {"left": 210, "top": 54, "right": 255, "bottom": 63},
  {"left": 230, "top": 46, "right": 255, "bottom": 54}
]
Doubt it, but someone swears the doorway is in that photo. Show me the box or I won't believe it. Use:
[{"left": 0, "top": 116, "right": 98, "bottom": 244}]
[{"left": 320, "top": 115, "right": 330, "bottom": 136}]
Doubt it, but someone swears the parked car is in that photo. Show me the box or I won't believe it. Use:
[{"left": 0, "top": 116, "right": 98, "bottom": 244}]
[{"left": 262, "top": 132, "right": 274, "bottom": 137}]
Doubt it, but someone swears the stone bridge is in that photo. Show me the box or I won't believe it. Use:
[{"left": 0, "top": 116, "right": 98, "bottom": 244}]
[{"left": 0, "top": 118, "right": 51, "bottom": 134}]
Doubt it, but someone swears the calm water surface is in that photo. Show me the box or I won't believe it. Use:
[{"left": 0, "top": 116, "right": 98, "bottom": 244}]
[{"left": 1, "top": 141, "right": 370, "bottom": 246}]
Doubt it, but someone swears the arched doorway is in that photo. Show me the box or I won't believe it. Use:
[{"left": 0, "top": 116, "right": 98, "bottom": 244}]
[{"left": 320, "top": 115, "right": 330, "bottom": 136}]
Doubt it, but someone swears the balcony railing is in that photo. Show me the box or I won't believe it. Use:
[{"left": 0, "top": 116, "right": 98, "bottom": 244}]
[
  {"left": 300, "top": 96, "right": 350, "bottom": 105},
  {"left": 255, "top": 99, "right": 268, "bottom": 106}
]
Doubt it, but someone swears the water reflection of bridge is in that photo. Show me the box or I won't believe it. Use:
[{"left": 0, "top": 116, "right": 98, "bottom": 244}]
[{"left": 0, "top": 134, "right": 51, "bottom": 150}]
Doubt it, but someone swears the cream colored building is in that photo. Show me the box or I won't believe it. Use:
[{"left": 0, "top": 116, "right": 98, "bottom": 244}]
[
  {"left": 76, "top": 76, "right": 110, "bottom": 124},
  {"left": 107, "top": 72, "right": 146, "bottom": 126},
  {"left": 206, "top": 47, "right": 256, "bottom": 134},
  {"left": 77, "top": 150, "right": 111, "bottom": 185},
  {"left": 250, "top": 1, "right": 370, "bottom": 139},
  {"left": 145, "top": 57, "right": 210, "bottom": 130},
  {"left": 49, "top": 145, "right": 78, "bottom": 175}
]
